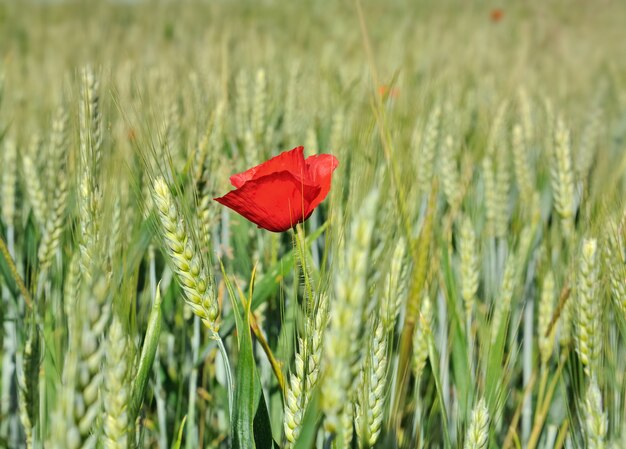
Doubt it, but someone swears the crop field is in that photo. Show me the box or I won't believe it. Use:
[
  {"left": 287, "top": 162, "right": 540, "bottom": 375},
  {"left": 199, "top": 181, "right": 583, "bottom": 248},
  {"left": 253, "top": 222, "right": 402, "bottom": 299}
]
[{"left": 1, "top": 1, "right": 626, "bottom": 448}]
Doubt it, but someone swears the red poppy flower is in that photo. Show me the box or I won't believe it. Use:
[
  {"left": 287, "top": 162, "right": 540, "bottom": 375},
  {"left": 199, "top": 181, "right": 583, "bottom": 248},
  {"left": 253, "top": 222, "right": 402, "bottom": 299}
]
[
  {"left": 378, "top": 85, "right": 399, "bottom": 99},
  {"left": 490, "top": 8, "right": 504, "bottom": 22},
  {"left": 214, "top": 146, "right": 339, "bottom": 232}
]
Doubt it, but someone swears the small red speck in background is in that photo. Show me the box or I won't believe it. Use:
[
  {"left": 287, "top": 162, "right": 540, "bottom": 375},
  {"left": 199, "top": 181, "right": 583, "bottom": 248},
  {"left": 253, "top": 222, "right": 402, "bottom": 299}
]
[
  {"left": 490, "top": 8, "right": 504, "bottom": 23},
  {"left": 378, "top": 85, "right": 399, "bottom": 99}
]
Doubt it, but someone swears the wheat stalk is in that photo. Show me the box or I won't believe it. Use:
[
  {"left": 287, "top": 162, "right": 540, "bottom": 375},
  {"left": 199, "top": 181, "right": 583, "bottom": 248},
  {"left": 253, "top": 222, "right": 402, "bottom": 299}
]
[
  {"left": 252, "top": 68, "right": 267, "bottom": 143},
  {"left": 460, "top": 216, "right": 479, "bottom": 321},
  {"left": 22, "top": 151, "right": 48, "bottom": 228},
  {"left": 486, "top": 100, "right": 508, "bottom": 157},
  {"left": 17, "top": 330, "right": 40, "bottom": 449},
  {"left": 355, "top": 320, "right": 388, "bottom": 447},
  {"left": 103, "top": 316, "right": 130, "bottom": 449},
  {"left": 512, "top": 123, "right": 534, "bottom": 204},
  {"left": 551, "top": 118, "right": 576, "bottom": 239},
  {"left": 1, "top": 139, "right": 17, "bottom": 227},
  {"left": 464, "top": 398, "right": 489, "bottom": 449},
  {"left": 416, "top": 104, "right": 441, "bottom": 194},
  {"left": 584, "top": 380, "right": 607, "bottom": 449},
  {"left": 380, "top": 237, "right": 407, "bottom": 333},
  {"left": 440, "top": 134, "right": 461, "bottom": 209},
  {"left": 284, "top": 295, "right": 328, "bottom": 445},
  {"left": 235, "top": 70, "right": 250, "bottom": 140},
  {"left": 38, "top": 157, "right": 69, "bottom": 273},
  {"left": 576, "top": 238, "right": 601, "bottom": 378},
  {"left": 413, "top": 292, "right": 433, "bottom": 383},
  {"left": 538, "top": 271, "right": 556, "bottom": 366},
  {"left": 152, "top": 177, "right": 220, "bottom": 332},
  {"left": 518, "top": 87, "right": 534, "bottom": 145},
  {"left": 491, "top": 254, "right": 517, "bottom": 343},
  {"left": 322, "top": 190, "right": 377, "bottom": 435},
  {"left": 75, "top": 277, "right": 110, "bottom": 446}
]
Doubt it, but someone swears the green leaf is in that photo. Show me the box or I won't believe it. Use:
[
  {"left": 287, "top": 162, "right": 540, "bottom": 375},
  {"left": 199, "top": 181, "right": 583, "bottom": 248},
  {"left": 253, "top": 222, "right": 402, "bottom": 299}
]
[
  {"left": 293, "top": 390, "right": 321, "bottom": 449},
  {"left": 172, "top": 416, "right": 187, "bottom": 449},
  {"left": 254, "top": 387, "right": 279, "bottom": 449},
  {"left": 427, "top": 334, "right": 452, "bottom": 449},
  {"left": 232, "top": 303, "right": 257, "bottom": 448},
  {"left": 224, "top": 266, "right": 273, "bottom": 449},
  {"left": 20, "top": 322, "right": 41, "bottom": 436},
  {"left": 129, "top": 281, "right": 163, "bottom": 420},
  {"left": 0, "top": 243, "right": 19, "bottom": 300},
  {"left": 484, "top": 307, "right": 508, "bottom": 413},
  {"left": 439, "top": 240, "right": 472, "bottom": 419}
]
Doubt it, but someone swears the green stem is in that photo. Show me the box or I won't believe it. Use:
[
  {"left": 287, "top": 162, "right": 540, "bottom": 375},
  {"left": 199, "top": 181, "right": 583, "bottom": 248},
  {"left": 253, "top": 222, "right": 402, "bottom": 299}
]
[
  {"left": 525, "top": 351, "right": 568, "bottom": 449},
  {"left": 0, "top": 234, "right": 33, "bottom": 309},
  {"left": 537, "top": 366, "right": 549, "bottom": 411},
  {"left": 295, "top": 225, "right": 314, "bottom": 312},
  {"left": 213, "top": 333, "right": 234, "bottom": 421}
]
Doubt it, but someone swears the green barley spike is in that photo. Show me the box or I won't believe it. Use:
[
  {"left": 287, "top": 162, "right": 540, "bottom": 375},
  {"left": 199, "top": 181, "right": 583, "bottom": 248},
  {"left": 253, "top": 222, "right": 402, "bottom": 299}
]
[
  {"left": 576, "top": 238, "right": 601, "bottom": 378},
  {"left": 464, "top": 398, "right": 489, "bottom": 449}
]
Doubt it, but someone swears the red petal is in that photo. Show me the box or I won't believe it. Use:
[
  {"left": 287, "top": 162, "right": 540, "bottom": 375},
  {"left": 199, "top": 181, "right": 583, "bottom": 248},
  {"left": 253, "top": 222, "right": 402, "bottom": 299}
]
[
  {"left": 229, "top": 146, "right": 306, "bottom": 188},
  {"left": 215, "top": 171, "right": 321, "bottom": 232},
  {"left": 304, "top": 153, "right": 339, "bottom": 211}
]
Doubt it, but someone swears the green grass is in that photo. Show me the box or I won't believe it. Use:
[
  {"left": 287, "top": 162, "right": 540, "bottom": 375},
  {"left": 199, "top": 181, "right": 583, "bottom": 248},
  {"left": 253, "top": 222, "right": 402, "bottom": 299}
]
[{"left": 1, "top": 1, "right": 626, "bottom": 448}]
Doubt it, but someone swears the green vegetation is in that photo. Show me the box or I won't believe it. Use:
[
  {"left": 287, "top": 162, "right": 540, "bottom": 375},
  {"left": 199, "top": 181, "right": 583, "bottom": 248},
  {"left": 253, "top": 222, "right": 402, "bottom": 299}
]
[{"left": 1, "top": 1, "right": 626, "bottom": 448}]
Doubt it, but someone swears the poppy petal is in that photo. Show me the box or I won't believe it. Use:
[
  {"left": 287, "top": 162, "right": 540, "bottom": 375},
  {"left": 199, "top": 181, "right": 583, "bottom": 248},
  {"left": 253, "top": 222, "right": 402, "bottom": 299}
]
[
  {"left": 229, "top": 146, "right": 306, "bottom": 188},
  {"left": 304, "top": 153, "right": 339, "bottom": 211},
  {"left": 215, "top": 170, "right": 321, "bottom": 232}
]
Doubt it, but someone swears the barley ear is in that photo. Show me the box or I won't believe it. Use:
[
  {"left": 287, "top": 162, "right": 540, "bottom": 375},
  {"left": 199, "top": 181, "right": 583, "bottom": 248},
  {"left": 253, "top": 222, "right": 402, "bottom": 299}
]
[
  {"left": 483, "top": 155, "right": 498, "bottom": 238},
  {"left": 459, "top": 216, "right": 479, "bottom": 321},
  {"left": 252, "top": 68, "right": 267, "bottom": 142},
  {"left": 605, "top": 224, "right": 626, "bottom": 318},
  {"left": 284, "top": 339, "right": 306, "bottom": 445},
  {"left": 355, "top": 320, "right": 388, "bottom": 447},
  {"left": 584, "top": 380, "right": 607, "bottom": 449},
  {"left": 152, "top": 177, "right": 220, "bottom": 333},
  {"left": 38, "top": 157, "right": 69, "bottom": 273},
  {"left": 1, "top": 139, "right": 17, "bottom": 227},
  {"left": 464, "top": 398, "right": 489, "bottom": 449},
  {"left": 512, "top": 123, "right": 534, "bottom": 204},
  {"left": 491, "top": 255, "right": 516, "bottom": 343},
  {"left": 576, "top": 238, "right": 601, "bottom": 378},
  {"left": 440, "top": 134, "right": 461, "bottom": 208},
  {"left": 550, "top": 118, "right": 575, "bottom": 239},
  {"left": 329, "top": 110, "right": 346, "bottom": 154},
  {"left": 284, "top": 291, "right": 329, "bottom": 445},
  {"left": 322, "top": 190, "right": 377, "bottom": 434},
  {"left": 538, "top": 271, "right": 556, "bottom": 366},
  {"left": 381, "top": 237, "right": 407, "bottom": 333},
  {"left": 103, "top": 316, "right": 130, "bottom": 449},
  {"left": 417, "top": 104, "right": 441, "bottom": 194},
  {"left": 22, "top": 151, "right": 48, "bottom": 227},
  {"left": 412, "top": 292, "right": 432, "bottom": 383},
  {"left": 235, "top": 70, "right": 250, "bottom": 141}
]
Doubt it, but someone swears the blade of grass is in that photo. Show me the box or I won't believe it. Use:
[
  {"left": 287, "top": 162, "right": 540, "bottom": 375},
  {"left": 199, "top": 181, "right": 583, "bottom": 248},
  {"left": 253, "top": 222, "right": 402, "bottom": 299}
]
[
  {"left": 225, "top": 261, "right": 275, "bottom": 449},
  {"left": 129, "top": 281, "right": 163, "bottom": 419},
  {"left": 172, "top": 416, "right": 187, "bottom": 449},
  {"left": 439, "top": 238, "right": 472, "bottom": 420},
  {"left": 0, "top": 234, "right": 33, "bottom": 309},
  {"left": 293, "top": 390, "right": 321, "bottom": 449},
  {"left": 392, "top": 187, "right": 437, "bottom": 429},
  {"left": 427, "top": 329, "right": 452, "bottom": 449}
]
